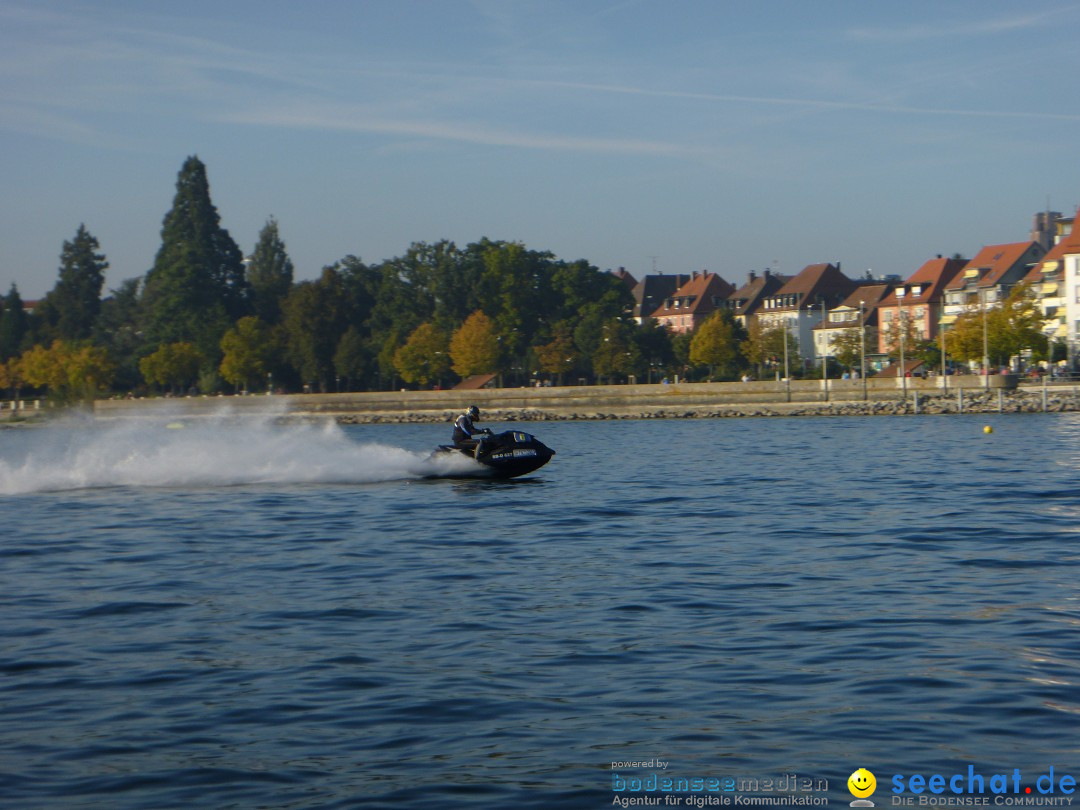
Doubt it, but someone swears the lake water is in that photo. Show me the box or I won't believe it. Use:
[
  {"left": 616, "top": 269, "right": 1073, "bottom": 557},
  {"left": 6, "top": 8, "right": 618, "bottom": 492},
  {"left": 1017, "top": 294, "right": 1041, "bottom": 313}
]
[{"left": 2, "top": 409, "right": 1080, "bottom": 809}]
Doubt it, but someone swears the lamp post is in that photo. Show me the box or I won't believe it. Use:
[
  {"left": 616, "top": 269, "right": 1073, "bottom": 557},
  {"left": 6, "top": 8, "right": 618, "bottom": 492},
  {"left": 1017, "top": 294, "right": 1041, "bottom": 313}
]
[
  {"left": 783, "top": 317, "right": 791, "bottom": 402},
  {"left": 820, "top": 299, "right": 828, "bottom": 401},
  {"left": 939, "top": 319, "right": 948, "bottom": 393},
  {"left": 981, "top": 287, "right": 990, "bottom": 390},
  {"left": 896, "top": 289, "right": 907, "bottom": 397},
  {"left": 859, "top": 300, "right": 867, "bottom": 401}
]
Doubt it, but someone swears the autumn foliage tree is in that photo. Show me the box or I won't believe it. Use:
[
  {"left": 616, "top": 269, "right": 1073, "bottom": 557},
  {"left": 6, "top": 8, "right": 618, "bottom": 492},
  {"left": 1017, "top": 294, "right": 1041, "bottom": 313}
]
[
  {"left": 393, "top": 323, "right": 451, "bottom": 387},
  {"left": 139, "top": 342, "right": 204, "bottom": 394},
  {"left": 220, "top": 317, "right": 275, "bottom": 392},
  {"left": 450, "top": 310, "right": 500, "bottom": 378},
  {"left": 941, "top": 282, "right": 1044, "bottom": 368},
  {"left": 19, "top": 340, "right": 114, "bottom": 403},
  {"left": 535, "top": 324, "right": 579, "bottom": 384},
  {"left": 689, "top": 310, "right": 745, "bottom": 380}
]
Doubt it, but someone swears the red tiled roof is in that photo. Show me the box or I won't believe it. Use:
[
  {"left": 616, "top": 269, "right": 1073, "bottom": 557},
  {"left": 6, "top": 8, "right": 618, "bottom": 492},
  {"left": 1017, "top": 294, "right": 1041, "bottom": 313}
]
[
  {"left": 878, "top": 257, "right": 966, "bottom": 307},
  {"left": 729, "top": 271, "right": 790, "bottom": 316},
  {"left": 650, "top": 272, "right": 734, "bottom": 319},
  {"left": 454, "top": 373, "right": 497, "bottom": 390},
  {"left": 811, "top": 283, "right": 895, "bottom": 330},
  {"left": 765, "top": 263, "right": 856, "bottom": 310},
  {"left": 945, "top": 242, "right": 1042, "bottom": 290}
]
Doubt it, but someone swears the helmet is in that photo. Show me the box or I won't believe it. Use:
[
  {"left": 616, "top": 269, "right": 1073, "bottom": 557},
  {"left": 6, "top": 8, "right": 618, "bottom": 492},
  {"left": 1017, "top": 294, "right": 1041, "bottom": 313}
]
[{"left": 467, "top": 405, "right": 480, "bottom": 419}]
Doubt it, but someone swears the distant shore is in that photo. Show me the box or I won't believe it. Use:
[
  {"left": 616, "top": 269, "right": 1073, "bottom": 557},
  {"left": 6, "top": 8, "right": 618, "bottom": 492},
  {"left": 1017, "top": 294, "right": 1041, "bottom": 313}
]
[
  {"left": 60, "top": 377, "right": 1080, "bottom": 425},
  {"left": 327, "top": 389, "right": 1080, "bottom": 422}
]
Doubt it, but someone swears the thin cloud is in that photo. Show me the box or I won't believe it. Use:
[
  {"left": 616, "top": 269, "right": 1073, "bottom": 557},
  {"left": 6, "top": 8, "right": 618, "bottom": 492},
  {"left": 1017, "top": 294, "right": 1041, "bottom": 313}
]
[
  {"left": 222, "top": 102, "right": 702, "bottom": 157},
  {"left": 524, "top": 79, "right": 1080, "bottom": 123},
  {"left": 846, "top": 6, "right": 1077, "bottom": 41}
]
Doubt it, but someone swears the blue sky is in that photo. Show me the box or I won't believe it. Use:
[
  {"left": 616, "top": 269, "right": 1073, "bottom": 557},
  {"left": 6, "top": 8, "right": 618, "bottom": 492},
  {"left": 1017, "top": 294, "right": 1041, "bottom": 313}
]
[{"left": 2, "top": 0, "right": 1079, "bottom": 299}]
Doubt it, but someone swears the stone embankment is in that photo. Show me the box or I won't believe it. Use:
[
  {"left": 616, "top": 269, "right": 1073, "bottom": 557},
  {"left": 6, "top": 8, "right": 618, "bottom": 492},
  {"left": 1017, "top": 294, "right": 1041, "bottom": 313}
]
[
  {"left": 77, "top": 376, "right": 1080, "bottom": 424},
  {"left": 330, "top": 389, "right": 1080, "bottom": 423}
]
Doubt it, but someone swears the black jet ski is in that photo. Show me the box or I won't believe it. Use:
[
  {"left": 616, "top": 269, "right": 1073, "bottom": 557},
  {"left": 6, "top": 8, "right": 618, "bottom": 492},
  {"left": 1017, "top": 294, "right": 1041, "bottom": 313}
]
[{"left": 431, "top": 430, "right": 555, "bottom": 479}]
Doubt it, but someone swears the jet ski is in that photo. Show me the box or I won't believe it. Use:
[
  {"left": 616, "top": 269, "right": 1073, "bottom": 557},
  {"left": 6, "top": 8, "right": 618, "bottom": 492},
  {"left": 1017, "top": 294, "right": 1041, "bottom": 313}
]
[{"left": 430, "top": 430, "right": 555, "bottom": 479}]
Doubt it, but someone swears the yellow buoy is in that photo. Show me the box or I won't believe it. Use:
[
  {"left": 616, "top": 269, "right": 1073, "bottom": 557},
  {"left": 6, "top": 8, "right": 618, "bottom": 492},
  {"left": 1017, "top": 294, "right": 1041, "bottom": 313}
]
[{"left": 983, "top": 425, "right": 993, "bottom": 434}]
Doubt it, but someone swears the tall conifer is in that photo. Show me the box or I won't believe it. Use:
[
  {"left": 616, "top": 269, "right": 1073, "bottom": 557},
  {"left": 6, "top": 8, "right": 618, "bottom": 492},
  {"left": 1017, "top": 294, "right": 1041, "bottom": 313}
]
[
  {"left": 0, "top": 284, "right": 28, "bottom": 360},
  {"left": 42, "top": 224, "right": 108, "bottom": 341},
  {"left": 247, "top": 217, "right": 294, "bottom": 325},
  {"left": 141, "top": 156, "right": 250, "bottom": 356}
]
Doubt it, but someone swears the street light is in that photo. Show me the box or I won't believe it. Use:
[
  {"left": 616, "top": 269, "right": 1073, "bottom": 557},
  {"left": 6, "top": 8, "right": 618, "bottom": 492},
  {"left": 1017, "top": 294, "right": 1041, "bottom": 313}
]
[
  {"left": 859, "top": 300, "right": 867, "bottom": 401},
  {"left": 820, "top": 298, "right": 828, "bottom": 401},
  {"left": 896, "top": 288, "right": 907, "bottom": 397},
  {"left": 981, "top": 287, "right": 990, "bottom": 390},
  {"left": 939, "top": 318, "right": 948, "bottom": 393},
  {"left": 782, "top": 317, "right": 791, "bottom": 401}
]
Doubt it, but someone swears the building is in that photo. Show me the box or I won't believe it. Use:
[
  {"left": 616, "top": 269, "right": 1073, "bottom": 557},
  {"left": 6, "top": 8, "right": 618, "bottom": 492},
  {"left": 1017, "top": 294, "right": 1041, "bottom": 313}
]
[
  {"left": 610, "top": 267, "right": 638, "bottom": 290},
  {"left": 876, "top": 256, "right": 967, "bottom": 356},
  {"left": 631, "top": 273, "right": 690, "bottom": 324},
  {"left": 648, "top": 271, "right": 735, "bottom": 333},
  {"left": 1020, "top": 222, "right": 1080, "bottom": 364},
  {"left": 1031, "top": 211, "right": 1065, "bottom": 253},
  {"left": 756, "top": 263, "right": 857, "bottom": 362},
  {"left": 812, "top": 283, "right": 895, "bottom": 373},
  {"left": 1046, "top": 213, "right": 1080, "bottom": 367},
  {"left": 942, "top": 241, "right": 1045, "bottom": 320},
  {"left": 725, "top": 270, "right": 790, "bottom": 330}
]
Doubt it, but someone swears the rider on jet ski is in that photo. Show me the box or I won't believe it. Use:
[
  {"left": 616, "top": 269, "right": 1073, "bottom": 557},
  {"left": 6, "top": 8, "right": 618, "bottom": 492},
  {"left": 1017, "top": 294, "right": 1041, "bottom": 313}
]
[{"left": 452, "top": 405, "right": 491, "bottom": 455}]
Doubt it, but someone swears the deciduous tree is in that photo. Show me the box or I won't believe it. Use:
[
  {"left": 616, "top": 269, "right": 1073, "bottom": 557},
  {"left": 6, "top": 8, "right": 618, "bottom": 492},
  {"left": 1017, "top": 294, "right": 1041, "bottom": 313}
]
[
  {"left": 220, "top": 317, "right": 274, "bottom": 392},
  {"left": 20, "top": 340, "right": 113, "bottom": 403},
  {"left": 450, "top": 310, "right": 500, "bottom": 378},
  {"left": 689, "top": 310, "right": 744, "bottom": 380},
  {"left": 139, "top": 342, "right": 204, "bottom": 394},
  {"left": 535, "top": 323, "right": 579, "bottom": 385},
  {"left": 393, "top": 323, "right": 450, "bottom": 387}
]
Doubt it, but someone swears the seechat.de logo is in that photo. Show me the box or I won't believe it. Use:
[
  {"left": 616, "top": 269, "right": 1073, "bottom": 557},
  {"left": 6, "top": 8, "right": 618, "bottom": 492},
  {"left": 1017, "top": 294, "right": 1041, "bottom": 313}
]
[{"left": 849, "top": 768, "right": 878, "bottom": 807}]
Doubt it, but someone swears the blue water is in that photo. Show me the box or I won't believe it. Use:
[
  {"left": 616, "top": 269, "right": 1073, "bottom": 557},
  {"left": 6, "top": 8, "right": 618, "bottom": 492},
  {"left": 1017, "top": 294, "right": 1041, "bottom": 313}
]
[{"left": 2, "top": 411, "right": 1080, "bottom": 809}]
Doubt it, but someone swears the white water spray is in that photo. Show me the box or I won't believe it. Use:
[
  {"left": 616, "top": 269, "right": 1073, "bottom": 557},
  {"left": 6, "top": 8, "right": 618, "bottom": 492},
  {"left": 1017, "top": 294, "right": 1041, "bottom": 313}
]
[{"left": 0, "top": 405, "right": 484, "bottom": 494}]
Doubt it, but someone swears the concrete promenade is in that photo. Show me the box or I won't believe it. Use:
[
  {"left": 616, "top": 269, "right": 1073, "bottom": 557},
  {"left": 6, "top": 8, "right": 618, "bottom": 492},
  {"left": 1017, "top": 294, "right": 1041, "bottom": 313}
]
[{"left": 77, "top": 373, "right": 1080, "bottom": 423}]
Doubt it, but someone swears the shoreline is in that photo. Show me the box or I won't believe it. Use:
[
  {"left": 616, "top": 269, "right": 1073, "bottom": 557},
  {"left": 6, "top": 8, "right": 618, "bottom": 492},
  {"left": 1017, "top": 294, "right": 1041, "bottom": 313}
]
[
  {"left": 326, "top": 388, "right": 1080, "bottom": 423},
  {"left": 4, "top": 380, "right": 1077, "bottom": 426}
]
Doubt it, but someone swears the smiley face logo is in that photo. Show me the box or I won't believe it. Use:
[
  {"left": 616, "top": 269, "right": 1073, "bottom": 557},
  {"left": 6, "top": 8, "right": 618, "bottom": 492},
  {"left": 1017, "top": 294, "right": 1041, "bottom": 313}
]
[{"left": 848, "top": 768, "right": 877, "bottom": 799}]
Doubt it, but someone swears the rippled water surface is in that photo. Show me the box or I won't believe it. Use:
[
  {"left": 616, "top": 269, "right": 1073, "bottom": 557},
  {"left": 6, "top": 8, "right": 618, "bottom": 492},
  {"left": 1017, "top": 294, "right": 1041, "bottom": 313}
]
[{"left": 3, "top": 411, "right": 1080, "bottom": 809}]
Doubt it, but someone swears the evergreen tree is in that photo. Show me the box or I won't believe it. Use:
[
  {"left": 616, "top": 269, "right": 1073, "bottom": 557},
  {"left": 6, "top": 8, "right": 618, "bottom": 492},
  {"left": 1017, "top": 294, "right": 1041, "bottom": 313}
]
[
  {"left": 141, "top": 156, "right": 249, "bottom": 357},
  {"left": 42, "top": 224, "right": 108, "bottom": 341},
  {"left": 0, "top": 285, "right": 29, "bottom": 360},
  {"left": 247, "top": 217, "right": 294, "bottom": 325},
  {"left": 93, "top": 278, "right": 142, "bottom": 392}
]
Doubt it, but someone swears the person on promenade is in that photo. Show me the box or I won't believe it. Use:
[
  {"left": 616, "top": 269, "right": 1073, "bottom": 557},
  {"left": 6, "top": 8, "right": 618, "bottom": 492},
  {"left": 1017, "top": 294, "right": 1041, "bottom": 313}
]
[{"left": 452, "top": 405, "right": 491, "bottom": 455}]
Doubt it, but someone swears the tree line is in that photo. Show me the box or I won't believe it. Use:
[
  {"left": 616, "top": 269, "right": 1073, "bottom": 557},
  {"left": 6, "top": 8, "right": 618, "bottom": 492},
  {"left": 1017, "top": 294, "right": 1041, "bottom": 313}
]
[
  {"left": 0, "top": 156, "right": 1055, "bottom": 403},
  {"left": 0, "top": 157, "right": 688, "bottom": 401}
]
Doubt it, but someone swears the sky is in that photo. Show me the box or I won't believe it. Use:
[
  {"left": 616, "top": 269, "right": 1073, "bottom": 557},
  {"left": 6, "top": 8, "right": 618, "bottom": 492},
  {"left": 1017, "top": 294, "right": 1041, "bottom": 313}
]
[{"left": 2, "top": 0, "right": 1080, "bottom": 299}]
